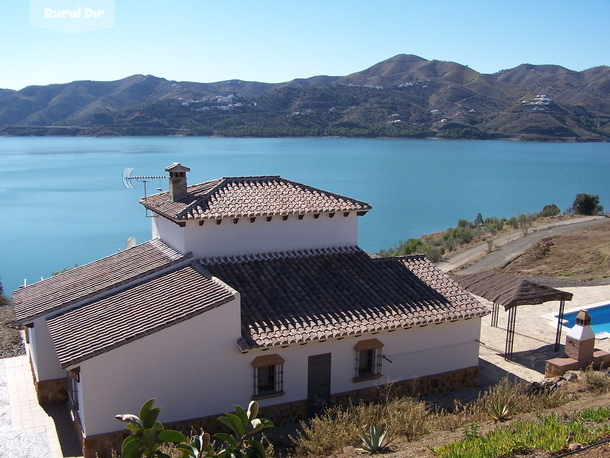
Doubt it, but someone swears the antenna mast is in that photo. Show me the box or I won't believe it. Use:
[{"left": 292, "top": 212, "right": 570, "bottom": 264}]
[{"left": 122, "top": 168, "right": 166, "bottom": 217}]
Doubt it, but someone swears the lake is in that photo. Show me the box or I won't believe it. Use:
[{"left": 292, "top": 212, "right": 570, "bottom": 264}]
[{"left": 1, "top": 137, "right": 609, "bottom": 293}]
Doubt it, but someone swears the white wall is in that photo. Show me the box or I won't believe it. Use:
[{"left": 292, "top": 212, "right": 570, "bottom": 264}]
[
  {"left": 152, "top": 213, "right": 360, "bottom": 258},
  {"left": 29, "top": 318, "right": 65, "bottom": 382},
  {"left": 255, "top": 318, "right": 482, "bottom": 409},
  {"left": 76, "top": 314, "right": 481, "bottom": 436},
  {"left": 76, "top": 295, "right": 246, "bottom": 436}
]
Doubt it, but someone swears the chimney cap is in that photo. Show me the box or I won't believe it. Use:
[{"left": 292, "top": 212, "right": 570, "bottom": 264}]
[
  {"left": 165, "top": 163, "right": 190, "bottom": 173},
  {"left": 576, "top": 310, "right": 592, "bottom": 326}
]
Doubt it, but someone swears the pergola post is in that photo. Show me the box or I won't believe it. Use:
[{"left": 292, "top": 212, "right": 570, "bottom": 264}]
[
  {"left": 491, "top": 302, "right": 499, "bottom": 327},
  {"left": 554, "top": 300, "right": 566, "bottom": 352},
  {"left": 505, "top": 307, "right": 517, "bottom": 361}
]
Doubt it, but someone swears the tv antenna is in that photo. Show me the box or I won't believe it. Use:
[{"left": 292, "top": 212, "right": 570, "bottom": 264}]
[{"left": 122, "top": 168, "right": 166, "bottom": 217}]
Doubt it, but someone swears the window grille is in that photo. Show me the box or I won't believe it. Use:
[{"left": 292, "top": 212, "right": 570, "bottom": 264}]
[
  {"left": 253, "top": 363, "right": 284, "bottom": 397},
  {"left": 355, "top": 347, "right": 382, "bottom": 378},
  {"left": 354, "top": 338, "right": 384, "bottom": 380}
]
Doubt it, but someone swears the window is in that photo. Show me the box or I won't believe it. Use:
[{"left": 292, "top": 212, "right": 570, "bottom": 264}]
[
  {"left": 251, "top": 354, "right": 285, "bottom": 398},
  {"left": 354, "top": 338, "right": 383, "bottom": 381}
]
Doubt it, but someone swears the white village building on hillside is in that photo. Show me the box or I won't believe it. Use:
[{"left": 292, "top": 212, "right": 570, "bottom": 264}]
[{"left": 14, "top": 163, "right": 487, "bottom": 457}]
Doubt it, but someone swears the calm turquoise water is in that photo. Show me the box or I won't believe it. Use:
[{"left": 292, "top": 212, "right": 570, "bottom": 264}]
[{"left": 1, "top": 137, "right": 609, "bottom": 293}]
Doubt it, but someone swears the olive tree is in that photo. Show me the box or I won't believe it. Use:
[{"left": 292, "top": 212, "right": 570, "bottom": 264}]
[
  {"left": 540, "top": 204, "right": 560, "bottom": 217},
  {"left": 572, "top": 194, "right": 604, "bottom": 215}
]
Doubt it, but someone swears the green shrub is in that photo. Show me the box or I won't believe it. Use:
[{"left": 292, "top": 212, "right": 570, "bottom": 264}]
[
  {"left": 540, "top": 204, "right": 560, "bottom": 217},
  {"left": 425, "top": 246, "right": 445, "bottom": 262},
  {"left": 116, "top": 400, "right": 273, "bottom": 458},
  {"left": 572, "top": 193, "right": 604, "bottom": 215}
]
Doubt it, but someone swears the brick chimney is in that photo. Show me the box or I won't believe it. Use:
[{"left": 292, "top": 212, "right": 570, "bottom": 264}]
[
  {"left": 565, "top": 310, "right": 595, "bottom": 361},
  {"left": 165, "top": 163, "right": 190, "bottom": 202}
]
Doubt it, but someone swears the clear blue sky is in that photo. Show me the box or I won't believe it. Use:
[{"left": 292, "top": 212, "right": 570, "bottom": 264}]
[{"left": 1, "top": 0, "right": 608, "bottom": 90}]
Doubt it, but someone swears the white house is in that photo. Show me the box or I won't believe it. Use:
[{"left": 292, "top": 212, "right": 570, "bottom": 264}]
[{"left": 14, "top": 163, "right": 487, "bottom": 457}]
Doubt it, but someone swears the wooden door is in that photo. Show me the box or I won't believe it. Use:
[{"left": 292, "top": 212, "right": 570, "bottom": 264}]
[{"left": 307, "top": 353, "right": 331, "bottom": 417}]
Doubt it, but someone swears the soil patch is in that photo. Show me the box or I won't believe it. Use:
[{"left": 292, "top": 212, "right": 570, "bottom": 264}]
[{"left": 503, "top": 220, "right": 610, "bottom": 282}]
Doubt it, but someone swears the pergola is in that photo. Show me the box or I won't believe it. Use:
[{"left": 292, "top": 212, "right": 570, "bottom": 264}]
[{"left": 455, "top": 271, "right": 573, "bottom": 361}]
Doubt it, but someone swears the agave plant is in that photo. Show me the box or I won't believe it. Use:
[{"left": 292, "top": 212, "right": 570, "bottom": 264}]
[
  {"left": 358, "top": 424, "right": 393, "bottom": 454},
  {"left": 487, "top": 400, "right": 511, "bottom": 422}
]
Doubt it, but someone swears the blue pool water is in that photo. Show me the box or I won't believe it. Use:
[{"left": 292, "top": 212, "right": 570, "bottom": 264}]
[{"left": 562, "top": 304, "right": 610, "bottom": 335}]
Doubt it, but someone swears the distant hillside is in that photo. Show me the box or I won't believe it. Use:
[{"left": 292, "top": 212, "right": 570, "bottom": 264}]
[{"left": 1, "top": 54, "right": 609, "bottom": 141}]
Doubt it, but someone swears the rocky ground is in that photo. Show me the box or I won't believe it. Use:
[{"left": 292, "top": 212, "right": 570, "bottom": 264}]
[{"left": 0, "top": 294, "right": 24, "bottom": 359}]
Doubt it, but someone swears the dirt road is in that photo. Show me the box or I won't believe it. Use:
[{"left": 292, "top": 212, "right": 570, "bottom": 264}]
[{"left": 437, "top": 215, "right": 608, "bottom": 275}]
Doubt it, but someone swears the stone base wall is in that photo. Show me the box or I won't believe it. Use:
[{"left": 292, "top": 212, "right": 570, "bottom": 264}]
[
  {"left": 35, "top": 378, "right": 68, "bottom": 404},
  {"left": 257, "top": 399, "right": 308, "bottom": 426},
  {"left": 26, "top": 355, "right": 68, "bottom": 404},
  {"left": 545, "top": 351, "right": 610, "bottom": 377},
  {"left": 83, "top": 430, "right": 128, "bottom": 458},
  {"left": 80, "top": 366, "right": 478, "bottom": 458},
  {"left": 333, "top": 366, "right": 479, "bottom": 406}
]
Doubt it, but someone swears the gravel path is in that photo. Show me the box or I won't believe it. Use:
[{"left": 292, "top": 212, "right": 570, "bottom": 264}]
[{"left": 0, "top": 359, "right": 52, "bottom": 458}]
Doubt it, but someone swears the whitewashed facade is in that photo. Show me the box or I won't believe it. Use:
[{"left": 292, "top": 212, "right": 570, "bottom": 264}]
[{"left": 14, "top": 163, "right": 486, "bottom": 457}]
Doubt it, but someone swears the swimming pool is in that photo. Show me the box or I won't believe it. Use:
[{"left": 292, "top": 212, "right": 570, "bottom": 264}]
[{"left": 553, "top": 301, "right": 610, "bottom": 338}]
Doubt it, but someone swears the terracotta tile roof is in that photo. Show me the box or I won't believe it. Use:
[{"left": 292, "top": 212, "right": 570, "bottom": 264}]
[
  {"left": 13, "top": 239, "right": 189, "bottom": 323},
  {"left": 199, "top": 247, "right": 488, "bottom": 351},
  {"left": 47, "top": 261, "right": 236, "bottom": 368},
  {"left": 142, "top": 176, "right": 372, "bottom": 222}
]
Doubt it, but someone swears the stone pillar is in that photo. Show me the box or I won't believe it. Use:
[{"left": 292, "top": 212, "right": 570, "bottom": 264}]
[{"left": 565, "top": 310, "right": 595, "bottom": 361}]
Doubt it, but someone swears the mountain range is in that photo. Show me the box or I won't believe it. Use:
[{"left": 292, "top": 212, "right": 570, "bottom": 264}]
[{"left": 1, "top": 54, "right": 608, "bottom": 141}]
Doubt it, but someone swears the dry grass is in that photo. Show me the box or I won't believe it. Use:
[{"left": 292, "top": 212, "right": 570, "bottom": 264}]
[
  {"left": 503, "top": 220, "right": 610, "bottom": 281},
  {"left": 290, "top": 378, "right": 571, "bottom": 456},
  {"left": 579, "top": 367, "right": 610, "bottom": 394}
]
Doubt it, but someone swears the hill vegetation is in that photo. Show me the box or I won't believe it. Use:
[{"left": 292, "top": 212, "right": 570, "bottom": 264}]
[
  {"left": 1, "top": 54, "right": 609, "bottom": 141},
  {"left": 379, "top": 194, "right": 607, "bottom": 271}
]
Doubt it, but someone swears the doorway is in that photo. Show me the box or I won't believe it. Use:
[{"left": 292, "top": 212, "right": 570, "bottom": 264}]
[{"left": 307, "top": 353, "right": 331, "bottom": 417}]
